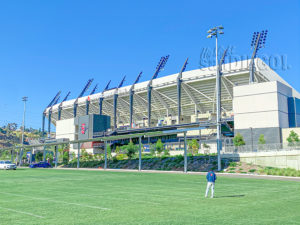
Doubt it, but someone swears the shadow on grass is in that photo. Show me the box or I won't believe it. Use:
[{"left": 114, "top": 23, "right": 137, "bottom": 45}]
[{"left": 214, "top": 195, "right": 245, "bottom": 198}]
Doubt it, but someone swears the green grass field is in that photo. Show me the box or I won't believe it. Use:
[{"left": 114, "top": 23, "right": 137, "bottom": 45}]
[{"left": 0, "top": 169, "right": 299, "bottom": 225}]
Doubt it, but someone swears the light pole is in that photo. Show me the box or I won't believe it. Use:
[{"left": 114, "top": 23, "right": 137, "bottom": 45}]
[
  {"left": 20, "top": 96, "right": 28, "bottom": 166},
  {"left": 207, "top": 26, "right": 224, "bottom": 171}
]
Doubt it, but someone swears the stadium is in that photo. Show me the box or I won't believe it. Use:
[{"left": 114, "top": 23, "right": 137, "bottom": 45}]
[{"left": 43, "top": 55, "right": 300, "bottom": 153}]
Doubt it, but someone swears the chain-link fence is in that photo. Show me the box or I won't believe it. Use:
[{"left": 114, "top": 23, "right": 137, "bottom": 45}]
[{"left": 224, "top": 142, "right": 300, "bottom": 153}]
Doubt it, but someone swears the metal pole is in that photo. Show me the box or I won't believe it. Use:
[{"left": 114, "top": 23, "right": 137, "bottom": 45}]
[
  {"left": 184, "top": 132, "right": 187, "bottom": 173},
  {"left": 130, "top": 90, "right": 134, "bottom": 128},
  {"left": 55, "top": 145, "right": 58, "bottom": 168},
  {"left": 42, "top": 113, "right": 46, "bottom": 136},
  {"left": 177, "top": 78, "right": 181, "bottom": 124},
  {"left": 104, "top": 141, "right": 107, "bottom": 169},
  {"left": 148, "top": 86, "right": 152, "bottom": 127},
  {"left": 139, "top": 136, "right": 142, "bottom": 171},
  {"left": 113, "top": 94, "right": 118, "bottom": 130},
  {"left": 48, "top": 110, "right": 51, "bottom": 138},
  {"left": 216, "top": 34, "right": 222, "bottom": 171},
  {"left": 77, "top": 142, "right": 80, "bottom": 169},
  {"left": 20, "top": 97, "right": 27, "bottom": 166},
  {"left": 29, "top": 148, "right": 32, "bottom": 165}
]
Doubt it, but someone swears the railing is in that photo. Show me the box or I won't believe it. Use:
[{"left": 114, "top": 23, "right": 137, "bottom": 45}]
[{"left": 224, "top": 142, "right": 300, "bottom": 153}]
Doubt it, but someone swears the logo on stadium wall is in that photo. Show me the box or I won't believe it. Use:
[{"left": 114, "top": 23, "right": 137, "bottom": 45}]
[{"left": 80, "top": 123, "right": 87, "bottom": 134}]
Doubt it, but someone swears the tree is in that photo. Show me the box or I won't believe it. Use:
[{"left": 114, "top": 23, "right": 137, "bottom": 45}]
[
  {"left": 126, "top": 141, "right": 137, "bottom": 159},
  {"left": 258, "top": 134, "right": 266, "bottom": 145},
  {"left": 233, "top": 133, "right": 246, "bottom": 146},
  {"left": 155, "top": 139, "right": 164, "bottom": 155},
  {"left": 287, "top": 130, "right": 299, "bottom": 146}
]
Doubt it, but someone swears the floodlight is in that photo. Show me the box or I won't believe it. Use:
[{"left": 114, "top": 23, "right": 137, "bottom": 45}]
[
  {"left": 207, "top": 34, "right": 212, "bottom": 38},
  {"left": 207, "top": 29, "right": 212, "bottom": 33},
  {"left": 218, "top": 26, "right": 224, "bottom": 29},
  {"left": 219, "top": 31, "right": 224, "bottom": 34}
]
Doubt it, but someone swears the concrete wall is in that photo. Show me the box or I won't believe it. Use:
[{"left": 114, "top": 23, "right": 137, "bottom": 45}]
[
  {"left": 222, "top": 150, "right": 300, "bottom": 170},
  {"left": 233, "top": 81, "right": 292, "bottom": 130},
  {"left": 233, "top": 81, "right": 293, "bottom": 144},
  {"left": 56, "top": 118, "right": 76, "bottom": 152}
]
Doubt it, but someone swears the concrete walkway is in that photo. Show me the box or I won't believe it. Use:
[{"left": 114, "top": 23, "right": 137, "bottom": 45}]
[{"left": 54, "top": 167, "right": 300, "bottom": 182}]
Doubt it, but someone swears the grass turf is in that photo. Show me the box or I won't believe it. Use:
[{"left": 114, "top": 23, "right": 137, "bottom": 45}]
[{"left": 0, "top": 169, "right": 299, "bottom": 225}]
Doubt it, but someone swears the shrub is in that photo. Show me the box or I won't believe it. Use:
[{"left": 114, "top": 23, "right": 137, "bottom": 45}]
[
  {"left": 116, "top": 154, "right": 126, "bottom": 161},
  {"left": 258, "top": 134, "right": 266, "bottom": 145},
  {"left": 287, "top": 130, "right": 299, "bottom": 146},
  {"left": 156, "top": 139, "right": 164, "bottom": 155},
  {"left": 229, "top": 162, "right": 237, "bottom": 167},
  {"left": 249, "top": 169, "right": 256, "bottom": 173},
  {"left": 233, "top": 133, "right": 246, "bottom": 146}
]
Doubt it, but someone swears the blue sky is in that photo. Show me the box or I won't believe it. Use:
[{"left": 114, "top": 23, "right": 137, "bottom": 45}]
[{"left": 0, "top": 0, "right": 299, "bottom": 129}]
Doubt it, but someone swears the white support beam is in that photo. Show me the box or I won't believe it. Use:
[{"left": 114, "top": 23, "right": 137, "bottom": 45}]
[
  {"left": 221, "top": 77, "right": 233, "bottom": 99},
  {"left": 152, "top": 90, "right": 175, "bottom": 116},
  {"left": 181, "top": 84, "right": 204, "bottom": 113}
]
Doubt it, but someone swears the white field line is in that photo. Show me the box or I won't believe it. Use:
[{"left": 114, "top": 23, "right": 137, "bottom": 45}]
[
  {"left": 0, "top": 192, "right": 110, "bottom": 211},
  {"left": 0, "top": 206, "right": 45, "bottom": 218},
  {"left": 43, "top": 188, "right": 161, "bottom": 206}
]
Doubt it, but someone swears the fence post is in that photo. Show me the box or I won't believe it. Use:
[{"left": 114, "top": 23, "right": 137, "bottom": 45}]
[
  {"left": 139, "top": 136, "right": 142, "bottom": 171},
  {"left": 55, "top": 145, "right": 58, "bottom": 168},
  {"left": 43, "top": 147, "right": 46, "bottom": 162},
  {"left": 29, "top": 148, "right": 32, "bottom": 165},
  {"left": 184, "top": 131, "right": 187, "bottom": 173},
  {"left": 77, "top": 142, "right": 80, "bottom": 169},
  {"left": 104, "top": 141, "right": 107, "bottom": 169},
  {"left": 19, "top": 147, "right": 23, "bottom": 166},
  {"left": 11, "top": 148, "right": 13, "bottom": 163}
]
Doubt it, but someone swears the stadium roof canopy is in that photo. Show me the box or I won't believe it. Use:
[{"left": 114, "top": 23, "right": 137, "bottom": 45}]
[{"left": 45, "top": 58, "right": 300, "bottom": 126}]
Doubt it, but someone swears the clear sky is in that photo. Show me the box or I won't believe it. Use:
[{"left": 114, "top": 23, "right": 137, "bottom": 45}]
[{"left": 0, "top": 0, "right": 299, "bottom": 129}]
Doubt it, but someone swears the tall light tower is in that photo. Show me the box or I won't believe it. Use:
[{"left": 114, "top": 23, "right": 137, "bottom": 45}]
[
  {"left": 20, "top": 96, "right": 28, "bottom": 166},
  {"left": 207, "top": 25, "right": 224, "bottom": 171}
]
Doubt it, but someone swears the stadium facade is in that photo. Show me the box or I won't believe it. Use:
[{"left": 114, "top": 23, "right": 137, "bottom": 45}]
[{"left": 44, "top": 58, "right": 300, "bottom": 153}]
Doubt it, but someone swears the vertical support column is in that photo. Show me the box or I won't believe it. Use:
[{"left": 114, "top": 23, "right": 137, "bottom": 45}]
[
  {"left": 184, "top": 131, "right": 187, "bottom": 173},
  {"left": 55, "top": 145, "right": 58, "bottom": 168},
  {"left": 42, "top": 113, "right": 45, "bottom": 136},
  {"left": 74, "top": 103, "right": 77, "bottom": 118},
  {"left": 77, "top": 142, "right": 80, "bottom": 169},
  {"left": 86, "top": 100, "right": 89, "bottom": 115},
  {"left": 104, "top": 141, "right": 107, "bottom": 169},
  {"left": 99, "top": 98, "right": 103, "bottom": 115},
  {"left": 139, "top": 136, "right": 142, "bottom": 171},
  {"left": 177, "top": 78, "right": 182, "bottom": 124},
  {"left": 147, "top": 86, "right": 152, "bottom": 127},
  {"left": 58, "top": 107, "right": 62, "bottom": 120},
  {"left": 129, "top": 90, "right": 134, "bottom": 128},
  {"left": 199, "top": 129, "right": 201, "bottom": 150},
  {"left": 48, "top": 111, "right": 51, "bottom": 138},
  {"left": 113, "top": 94, "right": 118, "bottom": 130}
]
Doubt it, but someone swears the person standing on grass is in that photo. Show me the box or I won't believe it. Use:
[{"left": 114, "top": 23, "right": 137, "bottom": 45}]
[{"left": 205, "top": 170, "right": 217, "bottom": 198}]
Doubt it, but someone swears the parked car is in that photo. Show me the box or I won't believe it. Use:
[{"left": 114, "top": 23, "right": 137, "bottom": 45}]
[
  {"left": 0, "top": 160, "right": 17, "bottom": 170},
  {"left": 29, "top": 161, "right": 52, "bottom": 168}
]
